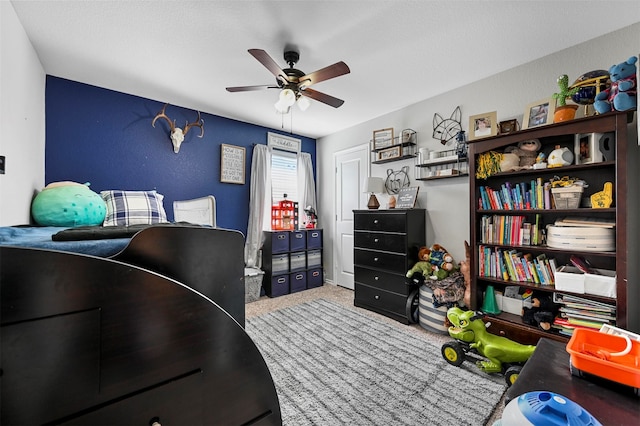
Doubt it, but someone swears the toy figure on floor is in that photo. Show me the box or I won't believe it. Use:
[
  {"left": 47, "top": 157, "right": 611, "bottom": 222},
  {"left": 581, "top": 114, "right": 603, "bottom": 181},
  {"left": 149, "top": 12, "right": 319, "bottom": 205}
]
[{"left": 444, "top": 307, "right": 536, "bottom": 381}]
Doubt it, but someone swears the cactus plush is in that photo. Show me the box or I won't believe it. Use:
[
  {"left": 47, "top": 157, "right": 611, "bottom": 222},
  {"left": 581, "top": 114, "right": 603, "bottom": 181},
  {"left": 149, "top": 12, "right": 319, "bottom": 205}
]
[{"left": 552, "top": 74, "right": 579, "bottom": 107}]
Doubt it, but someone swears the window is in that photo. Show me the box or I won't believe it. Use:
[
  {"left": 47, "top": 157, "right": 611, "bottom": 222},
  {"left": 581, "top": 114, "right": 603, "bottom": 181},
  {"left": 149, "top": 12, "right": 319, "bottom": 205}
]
[{"left": 271, "top": 150, "right": 298, "bottom": 204}]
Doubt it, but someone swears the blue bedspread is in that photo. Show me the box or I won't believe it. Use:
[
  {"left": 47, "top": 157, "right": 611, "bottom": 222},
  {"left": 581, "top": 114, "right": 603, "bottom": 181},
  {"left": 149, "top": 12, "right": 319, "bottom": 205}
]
[{"left": 0, "top": 226, "right": 130, "bottom": 257}]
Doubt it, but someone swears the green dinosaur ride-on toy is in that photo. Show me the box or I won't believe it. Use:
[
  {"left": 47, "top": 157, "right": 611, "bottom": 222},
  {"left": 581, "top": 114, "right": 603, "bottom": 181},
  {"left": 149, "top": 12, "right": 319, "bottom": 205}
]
[{"left": 442, "top": 307, "right": 536, "bottom": 386}]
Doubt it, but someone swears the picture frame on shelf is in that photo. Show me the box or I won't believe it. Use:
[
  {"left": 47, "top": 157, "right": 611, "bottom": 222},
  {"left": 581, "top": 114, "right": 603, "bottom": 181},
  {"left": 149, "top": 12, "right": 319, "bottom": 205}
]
[
  {"left": 377, "top": 145, "right": 401, "bottom": 161},
  {"left": 523, "top": 98, "right": 555, "bottom": 129},
  {"left": 574, "top": 133, "right": 604, "bottom": 164},
  {"left": 468, "top": 111, "right": 498, "bottom": 141},
  {"left": 373, "top": 128, "right": 394, "bottom": 149}
]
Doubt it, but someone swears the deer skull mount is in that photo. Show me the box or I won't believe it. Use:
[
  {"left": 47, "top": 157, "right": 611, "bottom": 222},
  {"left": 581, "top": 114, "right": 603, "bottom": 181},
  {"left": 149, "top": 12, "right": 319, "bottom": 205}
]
[{"left": 152, "top": 103, "right": 205, "bottom": 153}]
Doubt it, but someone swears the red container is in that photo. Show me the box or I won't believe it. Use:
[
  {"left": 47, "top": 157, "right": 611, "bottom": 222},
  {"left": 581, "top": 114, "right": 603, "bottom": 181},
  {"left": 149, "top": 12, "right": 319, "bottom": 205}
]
[{"left": 566, "top": 328, "right": 640, "bottom": 390}]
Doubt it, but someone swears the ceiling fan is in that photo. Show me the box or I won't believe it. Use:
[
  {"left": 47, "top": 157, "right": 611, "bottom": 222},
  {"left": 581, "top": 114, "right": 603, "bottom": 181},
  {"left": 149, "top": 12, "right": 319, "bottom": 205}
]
[{"left": 226, "top": 49, "right": 350, "bottom": 111}]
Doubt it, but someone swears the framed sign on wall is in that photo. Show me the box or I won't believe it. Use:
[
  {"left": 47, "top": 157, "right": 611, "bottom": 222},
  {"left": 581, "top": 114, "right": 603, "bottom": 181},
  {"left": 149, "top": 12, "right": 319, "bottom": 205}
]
[{"left": 220, "top": 144, "right": 246, "bottom": 184}]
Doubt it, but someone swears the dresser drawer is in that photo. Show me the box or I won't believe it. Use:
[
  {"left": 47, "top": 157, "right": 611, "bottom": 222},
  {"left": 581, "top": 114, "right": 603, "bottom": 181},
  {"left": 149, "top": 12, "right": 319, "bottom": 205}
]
[
  {"left": 354, "top": 248, "right": 407, "bottom": 274},
  {"left": 354, "top": 231, "right": 406, "bottom": 253},
  {"left": 354, "top": 283, "right": 408, "bottom": 317},
  {"left": 354, "top": 266, "right": 410, "bottom": 296},
  {"left": 354, "top": 212, "right": 407, "bottom": 232}
]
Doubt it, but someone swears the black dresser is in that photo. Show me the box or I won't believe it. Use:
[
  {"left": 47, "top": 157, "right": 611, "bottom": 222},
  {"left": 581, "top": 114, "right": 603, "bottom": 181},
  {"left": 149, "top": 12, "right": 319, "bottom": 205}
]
[{"left": 353, "top": 209, "right": 426, "bottom": 324}]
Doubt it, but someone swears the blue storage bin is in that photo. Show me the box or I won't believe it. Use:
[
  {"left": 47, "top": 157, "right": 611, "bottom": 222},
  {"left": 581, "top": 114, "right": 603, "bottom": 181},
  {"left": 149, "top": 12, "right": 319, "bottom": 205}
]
[
  {"left": 307, "top": 268, "right": 323, "bottom": 288},
  {"left": 290, "top": 271, "right": 307, "bottom": 293},
  {"left": 269, "top": 274, "right": 290, "bottom": 297},
  {"left": 290, "top": 230, "right": 307, "bottom": 251},
  {"left": 269, "top": 231, "right": 290, "bottom": 253},
  {"left": 307, "top": 229, "right": 323, "bottom": 249}
]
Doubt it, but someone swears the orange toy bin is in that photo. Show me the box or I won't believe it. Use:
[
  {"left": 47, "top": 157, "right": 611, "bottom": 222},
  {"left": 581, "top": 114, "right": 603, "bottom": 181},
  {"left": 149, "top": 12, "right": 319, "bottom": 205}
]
[{"left": 566, "top": 328, "right": 640, "bottom": 392}]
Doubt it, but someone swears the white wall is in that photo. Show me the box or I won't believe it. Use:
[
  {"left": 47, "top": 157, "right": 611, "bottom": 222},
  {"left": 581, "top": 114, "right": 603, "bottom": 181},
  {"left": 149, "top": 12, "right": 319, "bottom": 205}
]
[
  {"left": 318, "top": 23, "right": 640, "bottom": 284},
  {"left": 0, "top": 2, "right": 46, "bottom": 226}
]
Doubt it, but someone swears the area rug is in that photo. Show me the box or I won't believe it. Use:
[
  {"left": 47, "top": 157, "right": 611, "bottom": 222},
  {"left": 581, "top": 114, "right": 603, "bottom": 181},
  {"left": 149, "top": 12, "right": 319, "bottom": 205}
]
[{"left": 246, "top": 299, "right": 506, "bottom": 425}]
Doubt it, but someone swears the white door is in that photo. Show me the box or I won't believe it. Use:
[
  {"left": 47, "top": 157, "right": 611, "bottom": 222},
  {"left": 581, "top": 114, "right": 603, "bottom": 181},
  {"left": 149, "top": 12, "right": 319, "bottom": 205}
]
[{"left": 334, "top": 144, "right": 369, "bottom": 289}]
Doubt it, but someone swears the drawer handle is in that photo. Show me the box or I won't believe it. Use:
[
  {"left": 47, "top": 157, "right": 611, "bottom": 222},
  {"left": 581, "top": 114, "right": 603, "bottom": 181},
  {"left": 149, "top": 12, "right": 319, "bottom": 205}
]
[
  {"left": 374, "top": 276, "right": 379, "bottom": 281},
  {"left": 373, "top": 257, "right": 379, "bottom": 262},
  {"left": 311, "top": 232, "right": 319, "bottom": 237},
  {"left": 277, "top": 277, "right": 286, "bottom": 284},
  {"left": 374, "top": 238, "right": 379, "bottom": 243},
  {"left": 373, "top": 219, "right": 379, "bottom": 224},
  {"left": 296, "top": 274, "right": 304, "bottom": 280},
  {"left": 374, "top": 295, "right": 380, "bottom": 300},
  {"left": 295, "top": 234, "right": 303, "bottom": 239},
  {"left": 277, "top": 235, "right": 286, "bottom": 240}
]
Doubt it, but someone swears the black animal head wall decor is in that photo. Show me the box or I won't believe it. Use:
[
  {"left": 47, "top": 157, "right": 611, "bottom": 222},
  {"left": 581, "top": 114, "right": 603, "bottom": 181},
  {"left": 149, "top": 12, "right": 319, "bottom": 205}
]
[
  {"left": 385, "top": 166, "right": 410, "bottom": 194},
  {"left": 433, "top": 106, "right": 462, "bottom": 145}
]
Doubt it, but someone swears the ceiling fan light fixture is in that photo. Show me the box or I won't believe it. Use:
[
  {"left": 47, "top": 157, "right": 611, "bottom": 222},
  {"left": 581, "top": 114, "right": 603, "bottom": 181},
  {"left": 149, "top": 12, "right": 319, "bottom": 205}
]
[
  {"left": 279, "top": 88, "right": 296, "bottom": 107},
  {"left": 297, "top": 95, "right": 311, "bottom": 111},
  {"left": 274, "top": 100, "right": 290, "bottom": 114}
]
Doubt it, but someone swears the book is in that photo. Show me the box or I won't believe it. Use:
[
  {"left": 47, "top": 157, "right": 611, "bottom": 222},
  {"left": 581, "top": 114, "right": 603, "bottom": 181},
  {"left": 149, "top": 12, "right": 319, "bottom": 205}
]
[{"left": 555, "top": 217, "right": 616, "bottom": 228}]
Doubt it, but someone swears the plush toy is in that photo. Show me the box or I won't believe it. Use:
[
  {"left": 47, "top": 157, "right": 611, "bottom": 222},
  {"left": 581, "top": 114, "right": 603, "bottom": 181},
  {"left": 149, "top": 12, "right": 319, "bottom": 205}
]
[
  {"left": 502, "top": 139, "right": 541, "bottom": 171},
  {"left": 428, "top": 244, "right": 456, "bottom": 280},
  {"left": 594, "top": 56, "right": 637, "bottom": 114},
  {"left": 406, "top": 244, "right": 456, "bottom": 281},
  {"left": 521, "top": 294, "right": 560, "bottom": 331},
  {"left": 31, "top": 181, "right": 106, "bottom": 227}
]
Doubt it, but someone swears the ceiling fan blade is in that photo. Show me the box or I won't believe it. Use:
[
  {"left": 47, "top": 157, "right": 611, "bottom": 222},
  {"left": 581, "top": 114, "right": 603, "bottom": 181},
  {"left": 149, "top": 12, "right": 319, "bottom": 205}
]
[
  {"left": 226, "top": 84, "right": 278, "bottom": 92},
  {"left": 299, "top": 61, "right": 350, "bottom": 87},
  {"left": 248, "top": 49, "right": 289, "bottom": 83},
  {"left": 300, "top": 88, "right": 345, "bottom": 108}
]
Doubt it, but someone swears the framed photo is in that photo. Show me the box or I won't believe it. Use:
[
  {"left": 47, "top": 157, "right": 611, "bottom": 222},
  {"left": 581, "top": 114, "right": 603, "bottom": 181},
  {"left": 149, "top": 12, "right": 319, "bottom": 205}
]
[
  {"left": 377, "top": 145, "right": 401, "bottom": 161},
  {"left": 220, "top": 144, "right": 246, "bottom": 184},
  {"left": 373, "top": 128, "right": 394, "bottom": 149},
  {"left": 523, "top": 98, "right": 555, "bottom": 129},
  {"left": 574, "top": 133, "right": 604, "bottom": 164},
  {"left": 468, "top": 111, "right": 498, "bottom": 141}
]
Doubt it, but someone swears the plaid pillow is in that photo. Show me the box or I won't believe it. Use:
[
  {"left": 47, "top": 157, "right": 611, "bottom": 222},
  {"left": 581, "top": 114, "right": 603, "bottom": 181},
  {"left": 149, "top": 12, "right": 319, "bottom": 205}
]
[{"left": 101, "top": 190, "right": 168, "bottom": 226}]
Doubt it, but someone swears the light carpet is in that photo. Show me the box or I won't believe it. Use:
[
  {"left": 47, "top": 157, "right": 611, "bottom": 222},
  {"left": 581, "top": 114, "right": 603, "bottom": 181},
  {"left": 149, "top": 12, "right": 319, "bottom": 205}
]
[{"left": 246, "top": 299, "right": 506, "bottom": 425}]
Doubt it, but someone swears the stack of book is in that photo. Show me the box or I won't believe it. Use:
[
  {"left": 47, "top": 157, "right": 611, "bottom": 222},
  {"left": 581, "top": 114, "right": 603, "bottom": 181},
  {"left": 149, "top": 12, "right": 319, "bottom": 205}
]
[
  {"left": 552, "top": 292, "right": 617, "bottom": 337},
  {"left": 478, "top": 178, "right": 552, "bottom": 211},
  {"left": 480, "top": 214, "right": 543, "bottom": 246},
  {"left": 478, "top": 245, "right": 556, "bottom": 284}
]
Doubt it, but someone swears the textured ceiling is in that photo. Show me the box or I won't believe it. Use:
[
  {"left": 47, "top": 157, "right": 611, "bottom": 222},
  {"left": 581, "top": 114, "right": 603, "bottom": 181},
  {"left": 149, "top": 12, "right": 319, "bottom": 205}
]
[{"left": 10, "top": 0, "right": 640, "bottom": 138}]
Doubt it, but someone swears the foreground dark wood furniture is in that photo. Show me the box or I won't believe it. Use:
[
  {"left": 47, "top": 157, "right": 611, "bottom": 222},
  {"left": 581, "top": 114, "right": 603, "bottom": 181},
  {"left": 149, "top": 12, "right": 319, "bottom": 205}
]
[
  {"left": 1, "top": 227, "right": 281, "bottom": 425},
  {"left": 506, "top": 338, "right": 638, "bottom": 424}
]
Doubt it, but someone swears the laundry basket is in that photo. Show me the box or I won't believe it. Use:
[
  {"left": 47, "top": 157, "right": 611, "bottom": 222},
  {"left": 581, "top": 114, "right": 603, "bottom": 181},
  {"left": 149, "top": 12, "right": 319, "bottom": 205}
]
[
  {"left": 419, "top": 285, "right": 449, "bottom": 334},
  {"left": 244, "top": 267, "right": 264, "bottom": 303}
]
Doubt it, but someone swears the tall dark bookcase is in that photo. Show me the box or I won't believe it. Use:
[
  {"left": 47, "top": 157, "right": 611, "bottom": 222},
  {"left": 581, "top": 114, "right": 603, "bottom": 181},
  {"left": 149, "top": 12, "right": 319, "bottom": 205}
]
[{"left": 468, "top": 111, "right": 639, "bottom": 345}]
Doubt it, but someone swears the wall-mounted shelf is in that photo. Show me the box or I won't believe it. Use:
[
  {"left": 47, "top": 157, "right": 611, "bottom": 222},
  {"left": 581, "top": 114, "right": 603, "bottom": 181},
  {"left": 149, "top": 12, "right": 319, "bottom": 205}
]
[
  {"left": 415, "top": 149, "right": 468, "bottom": 180},
  {"left": 370, "top": 132, "right": 417, "bottom": 164}
]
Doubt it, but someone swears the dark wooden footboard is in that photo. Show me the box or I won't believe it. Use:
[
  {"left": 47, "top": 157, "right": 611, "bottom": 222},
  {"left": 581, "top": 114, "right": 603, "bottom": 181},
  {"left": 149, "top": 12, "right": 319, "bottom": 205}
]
[
  {"left": 1, "top": 246, "right": 281, "bottom": 425},
  {"left": 113, "top": 226, "right": 246, "bottom": 326}
]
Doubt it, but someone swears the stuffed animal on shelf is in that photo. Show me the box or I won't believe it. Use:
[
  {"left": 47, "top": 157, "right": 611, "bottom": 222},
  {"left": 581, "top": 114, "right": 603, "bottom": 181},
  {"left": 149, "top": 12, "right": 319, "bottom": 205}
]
[
  {"left": 502, "top": 139, "right": 541, "bottom": 171},
  {"left": 594, "top": 56, "right": 637, "bottom": 114},
  {"left": 521, "top": 294, "right": 560, "bottom": 331},
  {"left": 547, "top": 145, "right": 574, "bottom": 167}
]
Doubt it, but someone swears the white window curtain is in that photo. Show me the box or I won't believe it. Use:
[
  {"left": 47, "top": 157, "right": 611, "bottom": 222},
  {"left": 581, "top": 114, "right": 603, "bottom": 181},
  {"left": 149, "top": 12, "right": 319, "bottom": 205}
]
[
  {"left": 244, "top": 146, "right": 317, "bottom": 268},
  {"left": 298, "top": 152, "right": 317, "bottom": 225},
  {"left": 244, "top": 145, "right": 272, "bottom": 267}
]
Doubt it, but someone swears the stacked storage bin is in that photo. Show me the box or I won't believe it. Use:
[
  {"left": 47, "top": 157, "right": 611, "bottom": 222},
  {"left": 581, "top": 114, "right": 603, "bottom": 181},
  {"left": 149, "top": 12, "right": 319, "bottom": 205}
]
[{"left": 262, "top": 229, "right": 323, "bottom": 297}]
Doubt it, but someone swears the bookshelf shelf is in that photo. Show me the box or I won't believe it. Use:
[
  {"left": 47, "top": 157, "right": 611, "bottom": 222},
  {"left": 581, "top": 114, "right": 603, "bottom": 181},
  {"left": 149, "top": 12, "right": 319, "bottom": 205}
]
[{"left": 468, "top": 111, "right": 639, "bottom": 345}]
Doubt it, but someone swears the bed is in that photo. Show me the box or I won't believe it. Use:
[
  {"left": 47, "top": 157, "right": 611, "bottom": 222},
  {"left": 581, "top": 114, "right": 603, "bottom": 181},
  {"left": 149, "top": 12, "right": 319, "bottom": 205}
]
[{"left": 0, "top": 223, "right": 282, "bottom": 425}]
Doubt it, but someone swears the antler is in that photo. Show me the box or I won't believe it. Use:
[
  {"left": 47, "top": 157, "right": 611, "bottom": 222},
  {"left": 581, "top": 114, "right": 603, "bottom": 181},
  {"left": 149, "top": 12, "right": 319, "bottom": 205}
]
[
  {"left": 152, "top": 103, "right": 176, "bottom": 132},
  {"left": 183, "top": 111, "right": 205, "bottom": 138}
]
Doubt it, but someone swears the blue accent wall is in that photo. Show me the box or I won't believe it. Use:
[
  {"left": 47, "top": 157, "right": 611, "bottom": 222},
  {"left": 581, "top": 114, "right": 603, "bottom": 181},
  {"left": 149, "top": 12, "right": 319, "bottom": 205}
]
[{"left": 45, "top": 76, "right": 316, "bottom": 235}]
